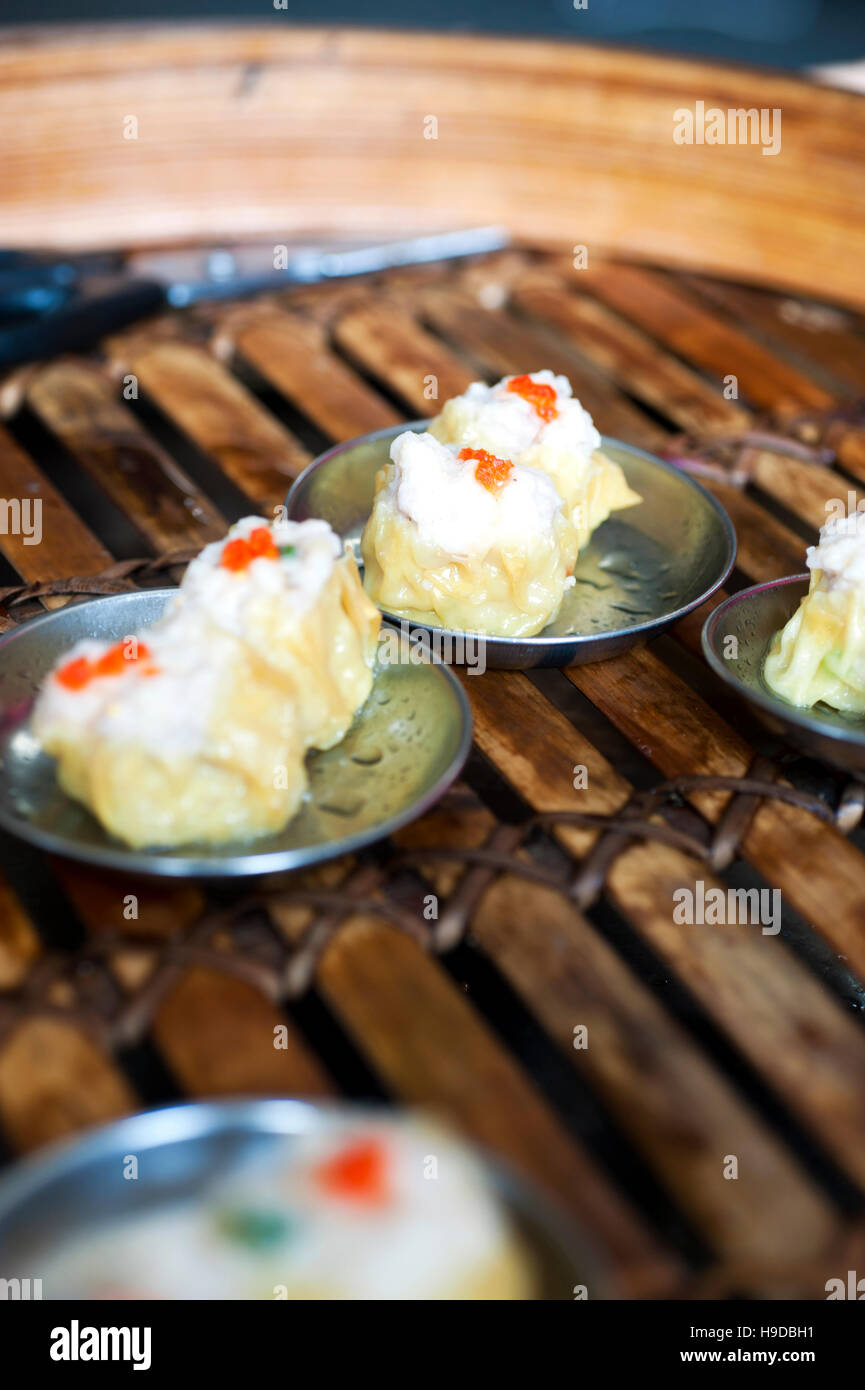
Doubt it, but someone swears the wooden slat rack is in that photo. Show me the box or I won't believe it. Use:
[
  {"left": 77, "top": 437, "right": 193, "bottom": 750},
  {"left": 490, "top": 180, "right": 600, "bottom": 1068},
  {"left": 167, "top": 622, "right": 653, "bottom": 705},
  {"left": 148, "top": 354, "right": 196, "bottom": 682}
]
[{"left": 2, "top": 246, "right": 865, "bottom": 1299}]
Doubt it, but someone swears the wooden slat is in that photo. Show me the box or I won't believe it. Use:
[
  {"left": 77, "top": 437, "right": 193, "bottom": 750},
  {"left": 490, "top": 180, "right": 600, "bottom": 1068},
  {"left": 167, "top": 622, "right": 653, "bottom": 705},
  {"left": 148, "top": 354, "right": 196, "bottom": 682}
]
[
  {"left": 104, "top": 335, "right": 310, "bottom": 511},
  {"left": 314, "top": 911, "right": 680, "bottom": 1295},
  {"left": 334, "top": 301, "right": 472, "bottom": 416},
  {"left": 58, "top": 860, "right": 333, "bottom": 1103},
  {"left": 26, "top": 360, "right": 226, "bottom": 550},
  {"left": 393, "top": 792, "right": 839, "bottom": 1259},
  {"left": 420, "top": 282, "right": 668, "bottom": 450},
  {"left": 701, "top": 480, "right": 805, "bottom": 583},
  {"left": 0, "top": 423, "right": 111, "bottom": 583},
  {"left": 0, "top": 881, "right": 40, "bottom": 990},
  {"left": 680, "top": 273, "right": 865, "bottom": 396},
  {"left": 266, "top": 844, "right": 680, "bottom": 1291},
  {"left": 474, "top": 874, "right": 834, "bottom": 1261},
  {"left": 0, "top": 866, "right": 136, "bottom": 1155},
  {"left": 514, "top": 273, "right": 747, "bottom": 435},
  {"left": 574, "top": 263, "right": 865, "bottom": 487},
  {"left": 395, "top": 790, "right": 840, "bottom": 1262},
  {"left": 575, "top": 262, "right": 834, "bottom": 415},
  {"left": 515, "top": 267, "right": 861, "bottom": 535},
  {"left": 568, "top": 648, "right": 865, "bottom": 981},
  {"left": 464, "top": 673, "right": 865, "bottom": 1196},
  {"left": 0, "top": 1019, "right": 136, "bottom": 1153},
  {"left": 152, "top": 967, "right": 332, "bottom": 1100},
  {"left": 228, "top": 308, "right": 401, "bottom": 443}
]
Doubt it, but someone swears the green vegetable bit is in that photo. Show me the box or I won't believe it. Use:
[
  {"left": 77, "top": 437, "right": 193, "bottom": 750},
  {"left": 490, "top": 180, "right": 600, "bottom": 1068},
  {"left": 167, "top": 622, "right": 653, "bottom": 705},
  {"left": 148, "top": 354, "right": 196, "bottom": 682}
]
[{"left": 217, "top": 1206, "right": 295, "bottom": 1250}]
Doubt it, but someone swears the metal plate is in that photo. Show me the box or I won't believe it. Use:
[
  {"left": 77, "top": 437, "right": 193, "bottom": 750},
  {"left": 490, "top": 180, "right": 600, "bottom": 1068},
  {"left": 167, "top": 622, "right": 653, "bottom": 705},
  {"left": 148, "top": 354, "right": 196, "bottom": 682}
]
[
  {"left": 0, "top": 589, "right": 472, "bottom": 877},
  {"left": 702, "top": 575, "right": 865, "bottom": 777},
  {"left": 0, "top": 1098, "right": 610, "bottom": 1300},
  {"left": 287, "top": 422, "right": 736, "bottom": 669}
]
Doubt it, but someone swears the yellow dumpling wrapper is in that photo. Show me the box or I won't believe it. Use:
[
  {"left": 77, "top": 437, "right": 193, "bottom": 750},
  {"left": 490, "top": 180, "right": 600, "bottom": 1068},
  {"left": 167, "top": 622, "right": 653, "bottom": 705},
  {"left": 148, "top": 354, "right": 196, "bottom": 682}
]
[
  {"left": 175, "top": 519, "right": 381, "bottom": 751},
  {"left": 764, "top": 574, "right": 865, "bottom": 713},
  {"left": 361, "top": 430, "right": 571, "bottom": 637},
  {"left": 34, "top": 625, "right": 308, "bottom": 849},
  {"left": 519, "top": 445, "right": 641, "bottom": 565},
  {"left": 33, "top": 518, "right": 382, "bottom": 849},
  {"left": 764, "top": 514, "right": 865, "bottom": 714}
]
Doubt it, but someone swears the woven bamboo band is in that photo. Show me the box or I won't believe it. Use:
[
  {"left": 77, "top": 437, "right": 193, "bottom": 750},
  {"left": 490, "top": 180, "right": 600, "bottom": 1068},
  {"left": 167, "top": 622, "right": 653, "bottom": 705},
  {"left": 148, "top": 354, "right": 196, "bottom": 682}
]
[{"left": 0, "top": 748, "right": 854, "bottom": 1051}]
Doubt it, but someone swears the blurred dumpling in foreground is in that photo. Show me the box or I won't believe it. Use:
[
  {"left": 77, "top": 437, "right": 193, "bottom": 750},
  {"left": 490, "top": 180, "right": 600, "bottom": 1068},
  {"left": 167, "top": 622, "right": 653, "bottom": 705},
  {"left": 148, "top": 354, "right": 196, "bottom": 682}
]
[
  {"left": 764, "top": 512, "right": 865, "bottom": 713},
  {"left": 361, "top": 429, "right": 571, "bottom": 637},
  {"left": 429, "top": 370, "right": 640, "bottom": 566},
  {"left": 37, "top": 1114, "right": 536, "bottom": 1299}
]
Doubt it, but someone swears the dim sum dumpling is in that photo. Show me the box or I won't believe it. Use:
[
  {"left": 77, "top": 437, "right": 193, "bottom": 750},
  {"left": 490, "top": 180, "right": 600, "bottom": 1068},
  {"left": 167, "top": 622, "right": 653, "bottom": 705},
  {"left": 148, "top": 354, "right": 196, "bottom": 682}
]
[
  {"left": 33, "top": 518, "right": 383, "bottom": 850},
  {"left": 360, "top": 429, "right": 571, "bottom": 637},
  {"left": 37, "top": 1115, "right": 535, "bottom": 1300},
  {"left": 32, "top": 612, "right": 308, "bottom": 849},
  {"left": 429, "top": 371, "right": 640, "bottom": 566},
  {"left": 172, "top": 517, "right": 381, "bottom": 751},
  {"left": 764, "top": 512, "right": 865, "bottom": 712}
]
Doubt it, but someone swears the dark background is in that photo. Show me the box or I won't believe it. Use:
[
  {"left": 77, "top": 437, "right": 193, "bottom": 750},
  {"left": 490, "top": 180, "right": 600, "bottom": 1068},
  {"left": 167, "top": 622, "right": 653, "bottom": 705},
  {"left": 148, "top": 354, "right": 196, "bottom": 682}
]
[{"left": 1, "top": 0, "right": 864, "bottom": 72}]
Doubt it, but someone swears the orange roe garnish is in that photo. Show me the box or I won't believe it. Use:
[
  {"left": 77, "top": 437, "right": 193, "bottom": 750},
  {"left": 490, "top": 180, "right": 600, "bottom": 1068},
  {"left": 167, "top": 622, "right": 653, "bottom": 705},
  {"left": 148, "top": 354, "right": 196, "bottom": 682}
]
[
  {"left": 94, "top": 641, "right": 152, "bottom": 679},
  {"left": 314, "top": 1137, "right": 390, "bottom": 1206},
  {"left": 56, "top": 656, "right": 93, "bottom": 691},
  {"left": 220, "top": 537, "right": 254, "bottom": 572},
  {"left": 458, "top": 446, "right": 514, "bottom": 493},
  {"left": 55, "top": 641, "right": 156, "bottom": 691},
  {"left": 506, "top": 373, "right": 558, "bottom": 423},
  {"left": 219, "top": 526, "right": 278, "bottom": 571},
  {"left": 247, "top": 526, "right": 279, "bottom": 560}
]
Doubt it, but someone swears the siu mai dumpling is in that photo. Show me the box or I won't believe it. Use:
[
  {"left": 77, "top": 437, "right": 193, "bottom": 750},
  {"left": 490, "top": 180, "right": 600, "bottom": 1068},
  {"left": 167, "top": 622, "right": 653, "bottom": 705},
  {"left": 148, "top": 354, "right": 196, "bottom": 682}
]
[
  {"left": 429, "top": 371, "right": 640, "bottom": 566},
  {"left": 173, "top": 517, "right": 381, "bottom": 752},
  {"left": 360, "top": 428, "right": 571, "bottom": 637},
  {"left": 32, "top": 611, "right": 308, "bottom": 849},
  {"left": 764, "top": 513, "right": 865, "bottom": 713},
  {"left": 37, "top": 1115, "right": 535, "bottom": 1299}
]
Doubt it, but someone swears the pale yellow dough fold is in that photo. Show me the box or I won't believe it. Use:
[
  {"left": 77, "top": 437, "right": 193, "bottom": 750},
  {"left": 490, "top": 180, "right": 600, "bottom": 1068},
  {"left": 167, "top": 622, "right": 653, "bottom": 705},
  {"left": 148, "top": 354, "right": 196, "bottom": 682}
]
[
  {"left": 361, "top": 459, "right": 572, "bottom": 637},
  {"left": 176, "top": 548, "right": 382, "bottom": 752},
  {"left": 764, "top": 574, "right": 865, "bottom": 713},
  {"left": 38, "top": 637, "right": 309, "bottom": 850}
]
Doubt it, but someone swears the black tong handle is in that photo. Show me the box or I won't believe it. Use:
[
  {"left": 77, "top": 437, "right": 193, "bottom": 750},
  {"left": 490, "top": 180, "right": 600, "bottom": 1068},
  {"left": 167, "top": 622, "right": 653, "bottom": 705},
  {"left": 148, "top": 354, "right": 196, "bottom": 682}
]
[{"left": 0, "top": 278, "right": 167, "bottom": 369}]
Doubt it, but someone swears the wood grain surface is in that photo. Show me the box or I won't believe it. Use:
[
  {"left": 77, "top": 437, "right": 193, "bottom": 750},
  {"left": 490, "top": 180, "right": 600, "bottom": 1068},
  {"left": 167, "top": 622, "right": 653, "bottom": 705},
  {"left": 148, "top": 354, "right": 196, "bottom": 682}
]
[{"left": 3, "top": 26, "right": 865, "bottom": 308}]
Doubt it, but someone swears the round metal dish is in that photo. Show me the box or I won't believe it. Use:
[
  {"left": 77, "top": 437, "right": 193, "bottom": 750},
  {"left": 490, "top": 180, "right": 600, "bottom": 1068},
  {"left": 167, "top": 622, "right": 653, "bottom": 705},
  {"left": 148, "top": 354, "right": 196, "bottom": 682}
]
[
  {"left": 0, "top": 589, "right": 472, "bottom": 877},
  {"left": 702, "top": 575, "right": 865, "bottom": 777},
  {"left": 0, "top": 1098, "right": 610, "bottom": 1300},
  {"left": 286, "top": 422, "right": 736, "bottom": 669}
]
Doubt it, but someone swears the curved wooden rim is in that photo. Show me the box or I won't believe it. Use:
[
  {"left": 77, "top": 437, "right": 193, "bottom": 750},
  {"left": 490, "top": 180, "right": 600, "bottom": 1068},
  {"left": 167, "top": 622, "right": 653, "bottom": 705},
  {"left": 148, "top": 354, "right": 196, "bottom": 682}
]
[{"left": 2, "top": 24, "right": 864, "bottom": 306}]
